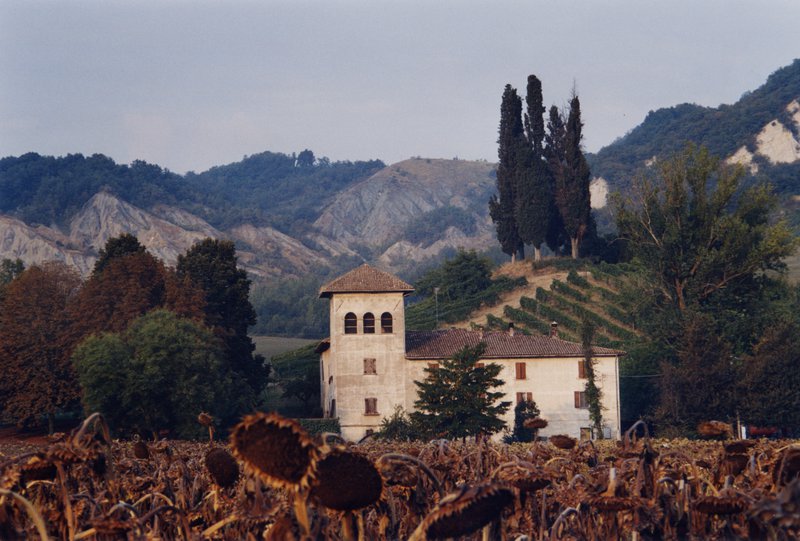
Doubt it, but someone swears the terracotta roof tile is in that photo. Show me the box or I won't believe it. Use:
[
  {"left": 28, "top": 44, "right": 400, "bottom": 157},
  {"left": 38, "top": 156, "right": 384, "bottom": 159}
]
[
  {"left": 319, "top": 264, "right": 414, "bottom": 297},
  {"left": 405, "top": 329, "right": 624, "bottom": 359}
]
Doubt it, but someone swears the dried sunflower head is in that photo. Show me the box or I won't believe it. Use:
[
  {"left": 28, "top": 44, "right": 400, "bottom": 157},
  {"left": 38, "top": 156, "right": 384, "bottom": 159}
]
[
  {"left": 697, "top": 421, "right": 732, "bottom": 440},
  {"left": 205, "top": 447, "right": 240, "bottom": 489},
  {"left": 724, "top": 440, "right": 756, "bottom": 455},
  {"left": 230, "top": 412, "right": 319, "bottom": 491},
  {"left": 20, "top": 454, "right": 57, "bottom": 483},
  {"left": 524, "top": 417, "right": 548, "bottom": 430},
  {"left": 693, "top": 494, "right": 748, "bottom": 515},
  {"left": 549, "top": 435, "right": 577, "bottom": 450},
  {"left": 411, "top": 483, "right": 514, "bottom": 540},
  {"left": 133, "top": 440, "right": 150, "bottom": 460},
  {"left": 310, "top": 449, "right": 383, "bottom": 511},
  {"left": 376, "top": 455, "right": 419, "bottom": 488},
  {"left": 197, "top": 412, "right": 214, "bottom": 427},
  {"left": 494, "top": 462, "right": 551, "bottom": 493}
]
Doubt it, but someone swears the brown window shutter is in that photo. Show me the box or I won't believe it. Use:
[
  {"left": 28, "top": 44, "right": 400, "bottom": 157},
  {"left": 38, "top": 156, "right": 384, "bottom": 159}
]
[
  {"left": 516, "top": 392, "right": 523, "bottom": 403},
  {"left": 516, "top": 362, "right": 526, "bottom": 380},
  {"left": 475, "top": 362, "right": 485, "bottom": 369},
  {"left": 579, "top": 360, "right": 586, "bottom": 379},
  {"left": 526, "top": 392, "right": 533, "bottom": 402},
  {"left": 574, "top": 391, "right": 581, "bottom": 409}
]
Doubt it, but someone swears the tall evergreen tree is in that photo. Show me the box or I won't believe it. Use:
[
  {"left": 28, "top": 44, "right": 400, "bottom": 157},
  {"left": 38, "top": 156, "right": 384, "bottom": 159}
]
[
  {"left": 411, "top": 343, "right": 511, "bottom": 439},
  {"left": 177, "top": 239, "right": 267, "bottom": 404},
  {"left": 557, "top": 94, "right": 592, "bottom": 259},
  {"left": 544, "top": 105, "right": 567, "bottom": 253},
  {"left": 489, "top": 85, "right": 525, "bottom": 261},
  {"left": 92, "top": 233, "right": 145, "bottom": 276},
  {"left": 516, "top": 75, "right": 554, "bottom": 261}
]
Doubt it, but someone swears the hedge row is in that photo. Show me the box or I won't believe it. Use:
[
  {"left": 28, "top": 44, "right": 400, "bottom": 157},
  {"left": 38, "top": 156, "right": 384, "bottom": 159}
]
[
  {"left": 551, "top": 279, "right": 590, "bottom": 302},
  {"left": 566, "top": 269, "right": 591, "bottom": 289}
]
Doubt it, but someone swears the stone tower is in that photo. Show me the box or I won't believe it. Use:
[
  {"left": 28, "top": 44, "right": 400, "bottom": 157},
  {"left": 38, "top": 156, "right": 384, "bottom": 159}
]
[{"left": 318, "top": 264, "right": 414, "bottom": 440}]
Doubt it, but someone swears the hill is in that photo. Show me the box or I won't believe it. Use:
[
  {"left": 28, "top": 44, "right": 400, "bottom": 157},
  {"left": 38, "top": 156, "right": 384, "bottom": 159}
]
[
  {"left": 589, "top": 58, "right": 800, "bottom": 227},
  {"left": 0, "top": 154, "right": 500, "bottom": 280}
]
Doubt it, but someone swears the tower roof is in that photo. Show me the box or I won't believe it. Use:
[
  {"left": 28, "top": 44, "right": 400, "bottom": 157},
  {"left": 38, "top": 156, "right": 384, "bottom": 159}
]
[{"left": 319, "top": 263, "right": 414, "bottom": 298}]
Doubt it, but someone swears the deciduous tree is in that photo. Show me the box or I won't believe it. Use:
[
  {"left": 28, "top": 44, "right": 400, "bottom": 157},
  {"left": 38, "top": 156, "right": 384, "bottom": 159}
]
[
  {"left": 0, "top": 262, "right": 81, "bottom": 431},
  {"left": 73, "top": 310, "right": 243, "bottom": 438}
]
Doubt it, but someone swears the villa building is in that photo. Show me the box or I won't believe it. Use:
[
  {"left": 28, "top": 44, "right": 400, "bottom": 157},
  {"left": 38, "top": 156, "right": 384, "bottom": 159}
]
[{"left": 317, "top": 264, "right": 622, "bottom": 441}]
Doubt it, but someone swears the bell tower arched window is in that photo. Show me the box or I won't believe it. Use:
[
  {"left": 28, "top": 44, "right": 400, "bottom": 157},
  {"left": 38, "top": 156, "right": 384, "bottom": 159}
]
[
  {"left": 381, "top": 312, "right": 393, "bottom": 334},
  {"left": 363, "top": 312, "right": 375, "bottom": 334},
  {"left": 344, "top": 312, "right": 357, "bottom": 334}
]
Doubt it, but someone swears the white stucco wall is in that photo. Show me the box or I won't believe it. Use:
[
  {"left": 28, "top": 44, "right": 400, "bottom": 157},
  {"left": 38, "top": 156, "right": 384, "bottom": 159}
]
[
  {"left": 324, "top": 292, "right": 408, "bottom": 440},
  {"left": 405, "top": 355, "right": 621, "bottom": 441}
]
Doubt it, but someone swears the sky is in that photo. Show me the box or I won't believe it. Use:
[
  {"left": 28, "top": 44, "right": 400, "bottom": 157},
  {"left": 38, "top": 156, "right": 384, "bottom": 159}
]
[{"left": 1, "top": 0, "right": 798, "bottom": 174}]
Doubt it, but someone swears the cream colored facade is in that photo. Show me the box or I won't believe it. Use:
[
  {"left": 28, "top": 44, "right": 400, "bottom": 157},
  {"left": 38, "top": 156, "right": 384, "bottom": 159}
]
[{"left": 319, "top": 268, "right": 622, "bottom": 442}]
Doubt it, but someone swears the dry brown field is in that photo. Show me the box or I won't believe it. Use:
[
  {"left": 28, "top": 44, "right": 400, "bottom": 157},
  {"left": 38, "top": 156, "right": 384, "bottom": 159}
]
[{"left": 1, "top": 414, "right": 799, "bottom": 540}]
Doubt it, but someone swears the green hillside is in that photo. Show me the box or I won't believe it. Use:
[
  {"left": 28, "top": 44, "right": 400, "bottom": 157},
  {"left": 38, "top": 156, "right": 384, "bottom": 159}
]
[{"left": 480, "top": 264, "right": 641, "bottom": 350}]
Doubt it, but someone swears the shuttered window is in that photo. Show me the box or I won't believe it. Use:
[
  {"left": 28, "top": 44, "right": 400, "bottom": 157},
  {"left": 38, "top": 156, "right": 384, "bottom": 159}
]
[
  {"left": 516, "top": 392, "right": 533, "bottom": 404},
  {"left": 365, "top": 398, "right": 378, "bottom": 415},
  {"left": 574, "top": 391, "right": 588, "bottom": 409},
  {"left": 364, "top": 358, "right": 377, "bottom": 375},
  {"left": 578, "top": 360, "right": 587, "bottom": 379},
  {"left": 515, "top": 362, "right": 527, "bottom": 380}
]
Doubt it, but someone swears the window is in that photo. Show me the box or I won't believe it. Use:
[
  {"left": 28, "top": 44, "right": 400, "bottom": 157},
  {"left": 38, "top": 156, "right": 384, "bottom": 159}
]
[
  {"left": 363, "top": 312, "right": 375, "bottom": 334},
  {"left": 365, "top": 398, "right": 378, "bottom": 416},
  {"left": 381, "top": 312, "right": 393, "bottom": 334},
  {"left": 515, "top": 362, "right": 527, "bottom": 380},
  {"left": 475, "top": 362, "right": 485, "bottom": 369},
  {"left": 516, "top": 392, "right": 533, "bottom": 404},
  {"left": 330, "top": 399, "right": 336, "bottom": 417},
  {"left": 428, "top": 362, "right": 439, "bottom": 371},
  {"left": 578, "top": 360, "right": 587, "bottom": 379},
  {"left": 328, "top": 376, "right": 333, "bottom": 385},
  {"left": 364, "top": 358, "right": 377, "bottom": 375},
  {"left": 344, "top": 312, "right": 357, "bottom": 334},
  {"left": 574, "top": 391, "right": 588, "bottom": 409}
]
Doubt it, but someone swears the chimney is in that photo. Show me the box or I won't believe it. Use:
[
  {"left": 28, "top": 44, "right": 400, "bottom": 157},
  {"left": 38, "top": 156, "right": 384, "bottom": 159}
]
[
  {"left": 550, "top": 321, "right": 559, "bottom": 338},
  {"left": 508, "top": 322, "right": 515, "bottom": 337}
]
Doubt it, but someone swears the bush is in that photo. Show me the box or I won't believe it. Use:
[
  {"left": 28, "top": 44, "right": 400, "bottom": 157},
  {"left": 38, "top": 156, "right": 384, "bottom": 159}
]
[{"left": 297, "top": 418, "right": 341, "bottom": 435}]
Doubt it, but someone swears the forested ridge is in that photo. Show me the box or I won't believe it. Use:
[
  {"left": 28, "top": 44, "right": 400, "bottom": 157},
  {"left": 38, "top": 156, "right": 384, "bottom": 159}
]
[
  {"left": 589, "top": 58, "right": 800, "bottom": 198},
  {"left": 0, "top": 150, "right": 384, "bottom": 233}
]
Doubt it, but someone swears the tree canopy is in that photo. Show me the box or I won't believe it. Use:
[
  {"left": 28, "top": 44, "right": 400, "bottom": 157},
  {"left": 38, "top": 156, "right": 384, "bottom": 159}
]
[
  {"left": 177, "top": 238, "right": 267, "bottom": 401},
  {"left": 411, "top": 343, "right": 511, "bottom": 439},
  {"left": 73, "top": 310, "right": 244, "bottom": 439},
  {"left": 0, "top": 262, "right": 82, "bottom": 430}
]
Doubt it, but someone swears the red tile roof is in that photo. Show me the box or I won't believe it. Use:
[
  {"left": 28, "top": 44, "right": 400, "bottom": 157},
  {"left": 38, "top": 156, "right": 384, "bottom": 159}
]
[
  {"left": 405, "top": 329, "right": 624, "bottom": 359},
  {"left": 319, "top": 264, "right": 414, "bottom": 298}
]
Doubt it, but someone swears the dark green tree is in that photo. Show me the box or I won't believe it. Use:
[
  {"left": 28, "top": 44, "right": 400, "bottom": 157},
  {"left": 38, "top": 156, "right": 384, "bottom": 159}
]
[
  {"left": 177, "top": 239, "right": 267, "bottom": 404},
  {"left": 92, "top": 233, "right": 145, "bottom": 276},
  {"left": 0, "top": 258, "right": 24, "bottom": 286},
  {"left": 414, "top": 249, "right": 492, "bottom": 300},
  {"left": 511, "top": 399, "right": 541, "bottom": 443},
  {"left": 581, "top": 319, "right": 603, "bottom": 438},
  {"left": 73, "top": 310, "right": 243, "bottom": 438},
  {"left": 544, "top": 105, "right": 567, "bottom": 253},
  {"left": 296, "top": 149, "right": 315, "bottom": 167},
  {"left": 516, "top": 75, "right": 554, "bottom": 261},
  {"left": 489, "top": 84, "right": 525, "bottom": 261},
  {"left": 556, "top": 94, "right": 592, "bottom": 259},
  {"left": 411, "top": 343, "right": 511, "bottom": 439},
  {"left": 614, "top": 146, "right": 797, "bottom": 313},
  {"left": 740, "top": 319, "right": 800, "bottom": 436},
  {"left": 376, "top": 406, "right": 416, "bottom": 441}
]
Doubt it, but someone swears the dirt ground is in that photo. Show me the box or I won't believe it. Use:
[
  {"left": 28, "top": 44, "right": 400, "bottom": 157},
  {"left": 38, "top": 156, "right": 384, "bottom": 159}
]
[{"left": 452, "top": 260, "right": 569, "bottom": 329}]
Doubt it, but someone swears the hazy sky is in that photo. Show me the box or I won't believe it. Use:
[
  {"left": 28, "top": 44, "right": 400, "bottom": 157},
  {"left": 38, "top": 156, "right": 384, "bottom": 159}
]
[{"left": 1, "top": 1, "right": 798, "bottom": 174}]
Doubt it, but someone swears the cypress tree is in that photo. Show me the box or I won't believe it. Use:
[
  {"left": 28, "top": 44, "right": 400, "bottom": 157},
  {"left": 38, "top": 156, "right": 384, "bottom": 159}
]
[
  {"left": 544, "top": 105, "right": 567, "bottom": 253},
  {"left": 516, "top": 75, "right": 554, "bottom": 261},
  {"left": 489, "top": 85, "right": 525, "bottom": 261},
  {"left": 558, "top": 94, "right": 592, "bottom": 259}
]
